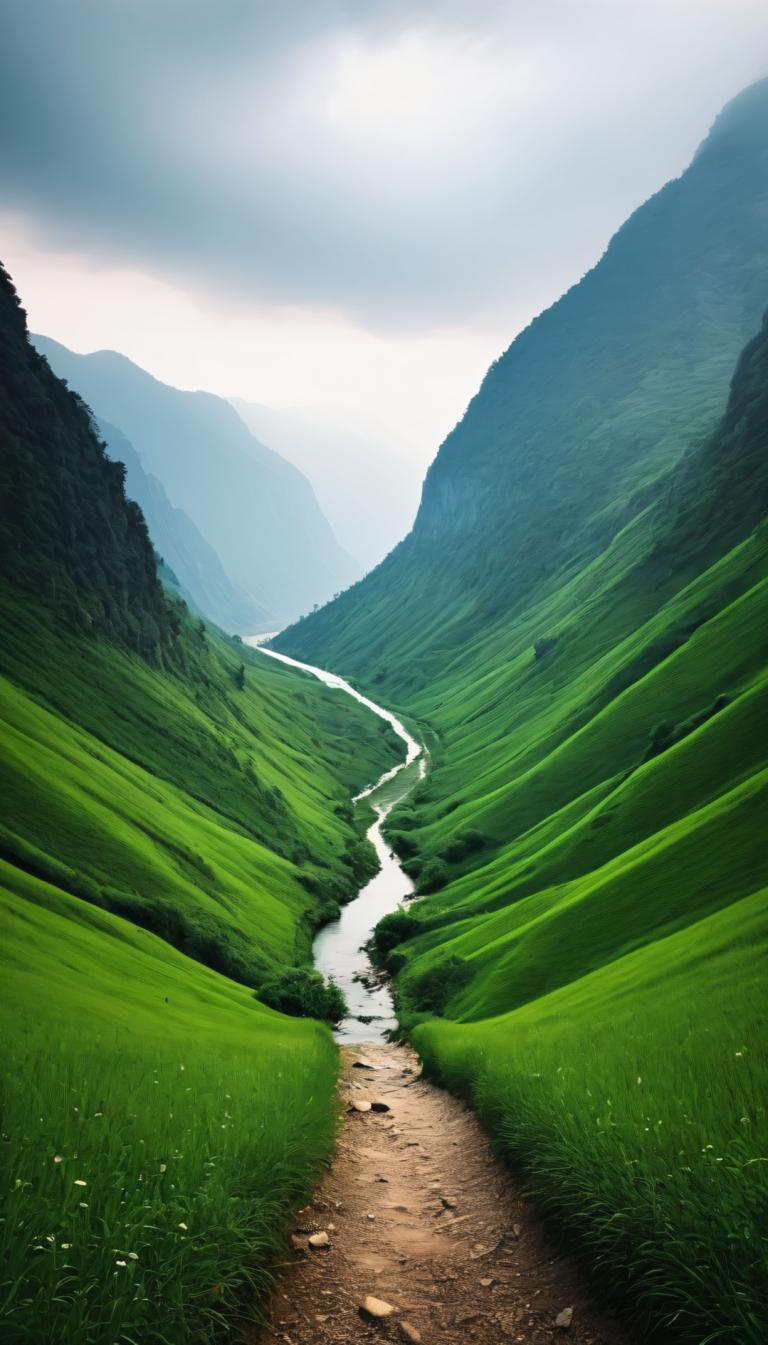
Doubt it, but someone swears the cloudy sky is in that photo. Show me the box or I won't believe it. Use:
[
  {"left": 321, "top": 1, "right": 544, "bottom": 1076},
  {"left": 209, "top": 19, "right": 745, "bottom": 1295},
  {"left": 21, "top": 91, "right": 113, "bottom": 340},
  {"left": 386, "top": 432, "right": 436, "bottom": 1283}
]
[{"left": 2, "top": 1, "right": 767, "bottom": 458}]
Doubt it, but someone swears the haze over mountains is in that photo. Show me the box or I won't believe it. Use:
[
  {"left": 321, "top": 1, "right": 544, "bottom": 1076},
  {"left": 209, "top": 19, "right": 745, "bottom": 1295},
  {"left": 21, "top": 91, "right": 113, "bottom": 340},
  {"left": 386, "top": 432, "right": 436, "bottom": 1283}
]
[
  {"left": 34, "top": 336, "right": 359, "bottom": 631},
  {"left": 232, "top": 399, "right": 424, "bottom": 571}
]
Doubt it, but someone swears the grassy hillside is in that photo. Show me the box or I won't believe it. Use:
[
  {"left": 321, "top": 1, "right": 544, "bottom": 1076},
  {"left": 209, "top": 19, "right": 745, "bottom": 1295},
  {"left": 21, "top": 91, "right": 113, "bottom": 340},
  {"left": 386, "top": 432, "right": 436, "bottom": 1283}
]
[
  {"left": 0, "top": 264, "right": 400, "bottom": 1343},
  {"left": 275, "top": 86, "right": 768, "bottom": 1344},
  {"left": 0, "top": 605, "right": 398, "bottom": 1343}
]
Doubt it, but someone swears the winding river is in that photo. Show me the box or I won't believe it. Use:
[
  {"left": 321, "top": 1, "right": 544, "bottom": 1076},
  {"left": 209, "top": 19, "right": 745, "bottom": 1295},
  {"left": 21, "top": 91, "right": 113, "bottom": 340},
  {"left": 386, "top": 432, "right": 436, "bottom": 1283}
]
[{"left": 244, "top": 640, "right": 425, "bottom": 1043}]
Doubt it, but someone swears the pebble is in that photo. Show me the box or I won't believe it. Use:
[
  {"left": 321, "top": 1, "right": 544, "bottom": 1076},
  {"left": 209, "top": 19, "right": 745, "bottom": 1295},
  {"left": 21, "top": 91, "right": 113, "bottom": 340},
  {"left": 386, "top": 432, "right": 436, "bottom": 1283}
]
[
  {"left": 350, "top": 1100, "right": 372, "bottom": 1113},
  {"left": 555, "top": 1306, "right": 574, "bottom": 1329},
  {"left": 359, "top": 1295, "right": 395, "bottom": 1321},
  {"left": 308, "top": 1232, "right": 330, "bottom": 1250},
  {"left": 399, "top": 1323, "right": 421, "bottom": 1343}
]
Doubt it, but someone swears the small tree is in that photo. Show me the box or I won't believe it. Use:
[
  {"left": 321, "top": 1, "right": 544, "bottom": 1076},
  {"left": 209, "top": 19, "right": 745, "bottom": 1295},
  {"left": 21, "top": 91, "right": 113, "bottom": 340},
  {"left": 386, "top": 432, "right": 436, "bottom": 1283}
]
[{"left": 234, "top": 662, "right": 246, "bottom": 691}]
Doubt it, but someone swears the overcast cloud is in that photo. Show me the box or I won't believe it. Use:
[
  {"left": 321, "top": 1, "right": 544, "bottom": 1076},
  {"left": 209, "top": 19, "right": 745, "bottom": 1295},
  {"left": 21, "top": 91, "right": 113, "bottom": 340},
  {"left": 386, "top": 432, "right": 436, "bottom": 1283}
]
[{"left": 1, "top": 1, "right": 767, "bottom": 444}]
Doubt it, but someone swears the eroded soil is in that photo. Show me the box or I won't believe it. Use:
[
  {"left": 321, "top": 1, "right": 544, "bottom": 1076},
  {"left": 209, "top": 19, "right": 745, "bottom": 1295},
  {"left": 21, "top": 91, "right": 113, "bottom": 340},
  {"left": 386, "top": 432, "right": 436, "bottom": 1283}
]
[{"left": 254, "top": 1043, "right": 627, "bottom": 1345}]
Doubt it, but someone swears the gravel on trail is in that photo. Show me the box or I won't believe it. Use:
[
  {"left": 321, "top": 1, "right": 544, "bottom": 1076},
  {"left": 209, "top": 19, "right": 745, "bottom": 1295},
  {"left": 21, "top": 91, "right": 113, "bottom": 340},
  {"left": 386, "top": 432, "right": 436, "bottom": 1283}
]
[{"left": 252, "top": 1043, "right": 627, "bottom": 1345}]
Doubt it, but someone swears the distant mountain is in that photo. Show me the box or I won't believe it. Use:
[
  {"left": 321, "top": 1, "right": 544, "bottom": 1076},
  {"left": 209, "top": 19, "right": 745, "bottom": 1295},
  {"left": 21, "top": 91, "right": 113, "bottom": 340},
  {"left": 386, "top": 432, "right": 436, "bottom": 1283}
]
[
  {"left": 33, "top": 337, "right": 360, "bottom": 629},
  {"left": 96, "top": 418, "right": 267, "bottom": 631},
  {"left": 231, "top": 399, "right": 423, "bottom": 572}
]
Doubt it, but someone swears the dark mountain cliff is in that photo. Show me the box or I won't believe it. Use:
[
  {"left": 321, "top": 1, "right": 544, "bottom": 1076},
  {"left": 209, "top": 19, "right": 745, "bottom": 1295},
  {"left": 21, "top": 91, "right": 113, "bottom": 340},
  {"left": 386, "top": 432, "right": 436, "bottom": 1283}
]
[{"left": 0, "top": 264, "right": 174, "bottom": 658}]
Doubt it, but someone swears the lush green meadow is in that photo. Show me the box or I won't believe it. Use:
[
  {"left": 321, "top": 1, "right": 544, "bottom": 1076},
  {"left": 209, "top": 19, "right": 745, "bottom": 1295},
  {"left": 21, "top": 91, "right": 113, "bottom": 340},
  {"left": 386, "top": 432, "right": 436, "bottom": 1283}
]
[
  {"left": 414, "top": 890, "right": 767, "bottom": 1343},
  {"left": 0, "top": 591, "right": 398, "bottom": 1343},
  {"left": 1, "top": 862, "right": 338, "bottom": 1344}
]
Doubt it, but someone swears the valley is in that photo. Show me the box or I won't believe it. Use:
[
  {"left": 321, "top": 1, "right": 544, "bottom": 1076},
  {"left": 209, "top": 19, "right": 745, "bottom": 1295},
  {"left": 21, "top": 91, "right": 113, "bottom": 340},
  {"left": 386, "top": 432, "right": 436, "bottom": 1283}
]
[{"left": 1, "top": 58, "right": 767, "bottom": 1345}]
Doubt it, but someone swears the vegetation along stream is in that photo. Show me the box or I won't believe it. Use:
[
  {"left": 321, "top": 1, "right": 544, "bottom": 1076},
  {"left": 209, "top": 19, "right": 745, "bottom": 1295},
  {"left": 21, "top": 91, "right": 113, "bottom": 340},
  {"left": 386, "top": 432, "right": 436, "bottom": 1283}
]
[{"left": 246, "top": 639, "right": 425, "bottom": 1042}]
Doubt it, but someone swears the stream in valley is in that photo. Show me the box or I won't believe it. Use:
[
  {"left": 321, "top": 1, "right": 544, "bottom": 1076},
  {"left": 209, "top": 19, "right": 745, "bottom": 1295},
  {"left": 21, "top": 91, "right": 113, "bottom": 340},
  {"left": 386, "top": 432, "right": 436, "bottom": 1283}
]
[{"left": 245, "top": 639, "right": 425, "bottom": 1042}]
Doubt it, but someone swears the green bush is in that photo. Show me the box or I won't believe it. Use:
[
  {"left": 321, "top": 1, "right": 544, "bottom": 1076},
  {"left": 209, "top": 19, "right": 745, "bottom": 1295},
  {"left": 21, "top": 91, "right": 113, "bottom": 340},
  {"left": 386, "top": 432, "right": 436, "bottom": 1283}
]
[
  {"left": 408, "top": 955, "right": 472, "bottom": 1015},
  {"left": 417, "top": 858, "right": 449, "bottom": 892},
  {"left": 372, "top": 909, "right": 421, "bottom": 960},
  {"left": 443, "top": 828, "right": 486, "bottom": 862},
  {"left": 256, "top": 968, "right": 346, "bottom": 1024}
]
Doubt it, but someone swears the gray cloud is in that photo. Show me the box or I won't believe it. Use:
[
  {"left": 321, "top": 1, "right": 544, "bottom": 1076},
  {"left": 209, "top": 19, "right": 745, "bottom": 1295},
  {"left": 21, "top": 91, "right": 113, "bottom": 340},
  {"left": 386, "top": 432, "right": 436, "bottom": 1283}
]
[{"left": 2, "top": 1, "right": 767, "bottom": 332}]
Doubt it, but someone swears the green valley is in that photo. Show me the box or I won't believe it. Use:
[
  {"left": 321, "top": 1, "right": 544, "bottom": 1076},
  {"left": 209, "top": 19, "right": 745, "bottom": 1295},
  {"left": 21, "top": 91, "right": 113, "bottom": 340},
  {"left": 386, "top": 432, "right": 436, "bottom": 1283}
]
[{"left": 0, "top": 263, "right": 399, "bottom": 1343}]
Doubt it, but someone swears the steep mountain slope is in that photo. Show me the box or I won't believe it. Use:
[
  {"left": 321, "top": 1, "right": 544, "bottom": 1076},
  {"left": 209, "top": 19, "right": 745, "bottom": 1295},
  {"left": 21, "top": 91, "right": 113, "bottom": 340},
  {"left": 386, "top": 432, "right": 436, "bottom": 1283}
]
[
  {"left": 33, "top": 335, "right": 359, "bottom": 629},
  {"left": 0, "top": 264, "right": 399, "bottom": 1345},
  {"left": 232, "top": 398, "right": 423, "bottom": 571},
  {"left": 97, "top": 417, "right": 267, "bottom": 631},
  {"left": 0, "top": 270, "right": 171, "bottom": 658},
  {"left": 275, "top": 82, "right": 768, "bottom": 1343},
  {"left": 277, "top": 77, "right": 768, "bottom": 685}
]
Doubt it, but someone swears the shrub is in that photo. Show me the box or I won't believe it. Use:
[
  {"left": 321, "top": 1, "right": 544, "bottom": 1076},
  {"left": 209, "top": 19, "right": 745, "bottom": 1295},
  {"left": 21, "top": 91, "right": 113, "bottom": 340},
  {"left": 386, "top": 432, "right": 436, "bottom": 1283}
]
[
  {"left": 256, "top": 968, "right": 346, "bottom": 1024},
  {"left": 417, "top": 858, "right": 449, "bottom": 892},
  {"left": 408, "top": 955, "right": 472, "bottom": 1015},
  {"left": 372, "top": 909, "right": 421, "bottom": 960},
  {"left": 444, "top": 828, "right": 487, "bottom": 862}
]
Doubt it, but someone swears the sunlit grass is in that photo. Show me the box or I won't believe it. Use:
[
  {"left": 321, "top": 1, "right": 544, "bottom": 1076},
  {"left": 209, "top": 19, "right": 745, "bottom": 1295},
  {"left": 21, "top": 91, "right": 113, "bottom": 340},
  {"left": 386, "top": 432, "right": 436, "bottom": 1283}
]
[
  {"left": 0, "top": 868, "right": 338, "bottom": 1345},
  {"left": 415, "top": 891, "right": 768, "bottom": 1344}
]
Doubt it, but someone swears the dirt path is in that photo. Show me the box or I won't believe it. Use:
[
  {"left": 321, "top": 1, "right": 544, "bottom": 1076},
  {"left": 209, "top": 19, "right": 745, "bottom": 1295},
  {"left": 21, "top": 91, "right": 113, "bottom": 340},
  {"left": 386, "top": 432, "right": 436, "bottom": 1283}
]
[{"left": 254, "top": 1043, "right": 627, "bottom": 1345}]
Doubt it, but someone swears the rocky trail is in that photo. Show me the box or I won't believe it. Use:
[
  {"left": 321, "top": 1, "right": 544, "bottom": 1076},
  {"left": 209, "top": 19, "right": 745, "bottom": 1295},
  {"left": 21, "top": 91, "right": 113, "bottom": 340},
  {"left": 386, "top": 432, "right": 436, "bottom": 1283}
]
[{"left": 254, "top": 1043, "right": 627, "bottom": 1345}]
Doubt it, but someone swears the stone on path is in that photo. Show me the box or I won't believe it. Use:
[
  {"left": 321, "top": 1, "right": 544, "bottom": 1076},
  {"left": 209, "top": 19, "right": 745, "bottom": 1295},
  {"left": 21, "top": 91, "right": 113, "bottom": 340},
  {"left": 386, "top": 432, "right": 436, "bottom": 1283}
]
[
  {"left": 555, "top": 1306, "right": 574, "bottom": 1329},
  {"left": 307, "top": 1232, "right": 330, "bottom": 1250},
  {"left": 359, "top": 1295, "right": 396, "bottom": 1321},
  {"left": 399, "top": 1323, "right": 422, "bottom": 1343},
  {"left": 353, "top": 1058, "right": 379, "bottom": 1070},
  {"left": 350, "top": 1099, "right": 372, "bottom": 1113}
]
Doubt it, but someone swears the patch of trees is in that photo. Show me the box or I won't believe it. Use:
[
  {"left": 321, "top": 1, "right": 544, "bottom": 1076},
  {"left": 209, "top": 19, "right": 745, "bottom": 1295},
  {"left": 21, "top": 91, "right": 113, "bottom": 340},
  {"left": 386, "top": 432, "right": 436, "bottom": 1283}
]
[{"left": 256, "top": 967, "right": 346, "bottom": 1024}]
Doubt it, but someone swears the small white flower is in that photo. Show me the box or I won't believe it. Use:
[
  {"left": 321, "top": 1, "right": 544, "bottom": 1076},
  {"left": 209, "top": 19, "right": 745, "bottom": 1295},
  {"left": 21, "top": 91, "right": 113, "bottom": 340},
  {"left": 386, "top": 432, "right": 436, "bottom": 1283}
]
[
  {"left": 74, "top": 1179, "right": 87, "bottom": 1187},
  {"left": 178, "top": 1222, "right": 188, "bottom": 1231},
  {"left": 78, "top": 1202, "right": 88, "bottom": 1208},
  {"left": 128, "top": 1252, "right": 139, "bottom": 1260},
  {"left": 115, "top": 1259, "right": 127, "bottom": 1267},
  {"left": 61, "top": 1243, "right": 72, "bottom": 1250},
  {"left": 53, "top": 1155, "right": 63, "bottom": 1164},
  {"left": 159, "top": 1164, "right": 167, "bottom": 1173}
]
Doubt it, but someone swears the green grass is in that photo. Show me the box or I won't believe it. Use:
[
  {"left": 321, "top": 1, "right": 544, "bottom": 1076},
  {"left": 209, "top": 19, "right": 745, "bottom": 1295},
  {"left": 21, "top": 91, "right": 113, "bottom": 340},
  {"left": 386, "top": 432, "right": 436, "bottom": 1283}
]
[
  {"left": 414, "top": 891, "right": 768, "bottom": 1344},
  {"left": 1, "top": 862, "right": 338, "bottom": 1345},
  {"left": 0, "top": 588, "right": 400, "bottom": 1343}
]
